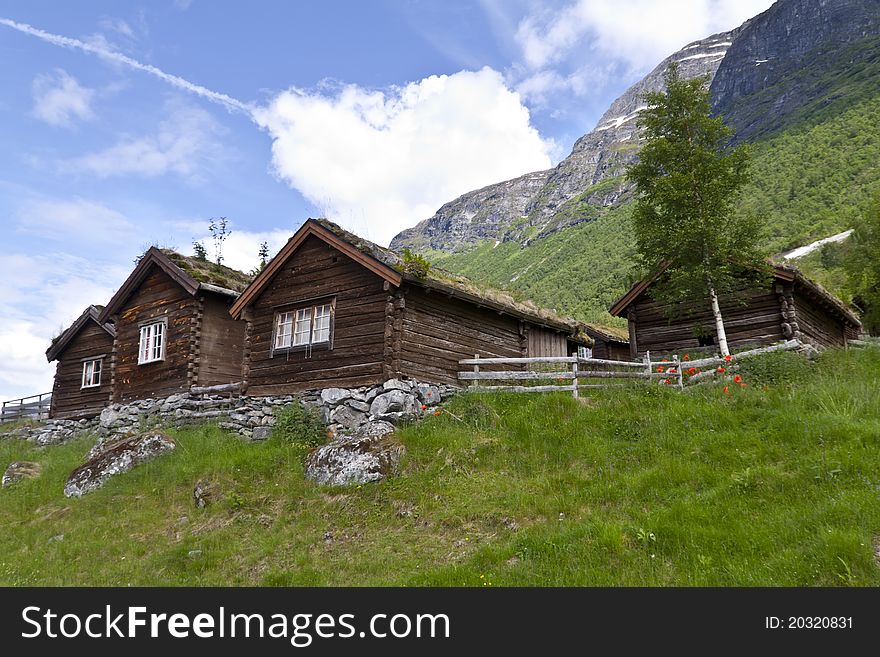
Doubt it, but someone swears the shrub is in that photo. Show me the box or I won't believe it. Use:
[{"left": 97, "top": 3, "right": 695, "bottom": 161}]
[
  {"left": 400, "top": 249, "right": 432, "bottom": 280},
  {"left": 273, "top": 402, "right": 326, "bottom": 446},
  {"left": 735, "top": 350, "right": 812, "bottom": 386}
]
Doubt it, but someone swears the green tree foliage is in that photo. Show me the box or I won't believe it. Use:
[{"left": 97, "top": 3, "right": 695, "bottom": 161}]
[
  {"left": 208, "top": 217, "right": 231, "bottom": 265},
  {"left": 845, "top": 195, "right": 880, "bottom": 333},
  {"left": 626, "top": 63, "right": 765, "bottom": 354},
  {"left": 192, "top": 240, "right": 208, "bottom": 261}
]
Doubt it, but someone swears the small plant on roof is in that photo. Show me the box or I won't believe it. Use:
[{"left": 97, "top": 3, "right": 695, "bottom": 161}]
[
  {"left": 208, "top": 216, "right": 232, "bottom": 265},
  {"left": 400, "top": 248, "right": 432, "bottom": 280},
  {"left": 192, "top": 240, "right": 208, "bottom": 261}
]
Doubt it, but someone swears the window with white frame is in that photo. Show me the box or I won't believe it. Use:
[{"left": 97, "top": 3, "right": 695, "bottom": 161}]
[
  {"left": 577, "top": 345, "right": 593, "bottom": 359},
  {"left": 81, "top": 359, "right": 102, "bottom": 388},
  {"left": 274, "top": 303, "right": 333, "bottom": 351},
  {"left": 138, "top": 321, "right": 165, "bottom": 364}
]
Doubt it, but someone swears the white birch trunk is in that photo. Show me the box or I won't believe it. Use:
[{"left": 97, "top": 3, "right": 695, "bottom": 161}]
[{"left": 708, "top": 286, "right": 730, "bottom": 357}]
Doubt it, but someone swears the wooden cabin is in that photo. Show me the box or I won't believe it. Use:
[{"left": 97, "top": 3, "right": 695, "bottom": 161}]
[
  {"left": 609, "top": 263, "right": 861, "bottom": 358},
  {"left": 583, "top": 324, "right": 631, "bottom": 361},
  {"left": 45, "top": 305, "right": 116, "bottom": 419},
  {"left": 229, "top": 218, "right": 592, "bottom": 394},
  {"left": 97, "top": 248, "right": 251, "bottom": 403}
]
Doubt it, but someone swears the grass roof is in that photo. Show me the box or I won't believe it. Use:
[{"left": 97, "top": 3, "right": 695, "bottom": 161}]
[{"left": 161, "top": 250, "right": 253, "bottom": 294}]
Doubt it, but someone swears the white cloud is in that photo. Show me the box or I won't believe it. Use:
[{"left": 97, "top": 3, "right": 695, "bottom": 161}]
[
  {"left": 98, "top": 17, "right": 135, "bottom": 39},
  {"left": 254, "top": 67, "right": 553, "bottom": 245},
  {"left": 31, "top": 69, "right": 95, "bottom": 127},
  {"left": 513, "top": 0, "right": 774, "bottom": 100},
  {"left": 0, "top": 252, "right": 126, "bottom": 402},
  {"left": 63, "top": 101, "right": 226, "bottom": 180},
  {"left": 15, "top": 197, "right": 135, "bottom": 244}
]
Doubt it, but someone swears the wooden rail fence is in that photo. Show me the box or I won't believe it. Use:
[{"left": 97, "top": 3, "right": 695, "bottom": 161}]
[
  {"left": 1, "top": 392, "right": 52, "bottom": 423},
  {"left": 458, "top": 340, "right": 802, "bottom": 397}
]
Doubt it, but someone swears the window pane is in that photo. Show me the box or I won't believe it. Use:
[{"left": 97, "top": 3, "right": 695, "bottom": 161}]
[
  {"left": 139, "top": 326, "right": 151, "bottom": 362},
  {"left": 312, "top": 304, "right": 331, "bottom": 343},
  {"left": 293, "top": 308, "right": 312, "bottom": 346},
  {"left": 275, "top": 311, "right": 293, "bottom": 349},
  {"left": 93, "top": 360, "right": 101, "bottom": 385},
  {"left": 153, "top": 323, "right": 164, "bottom": 360},
  {"left": 82, "top": 361, "right": 91, "bottom": 387}
]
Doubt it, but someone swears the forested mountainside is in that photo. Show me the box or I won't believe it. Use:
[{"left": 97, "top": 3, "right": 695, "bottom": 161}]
[{"left": 391, "top": 0, "right": 880, "bottom": 327}]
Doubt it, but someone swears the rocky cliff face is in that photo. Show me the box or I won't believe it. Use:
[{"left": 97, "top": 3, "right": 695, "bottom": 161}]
[
  {"left": 391, "top": 0, "right": 880, "bottom": 254},
  {"left": 392, "top": 30, "right": 738, "bottom": 252}
]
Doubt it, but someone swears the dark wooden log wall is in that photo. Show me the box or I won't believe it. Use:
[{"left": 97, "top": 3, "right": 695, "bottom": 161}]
[
  {"left": 197, "top": 293, "right": 246, "bottom": 386},
  {"left": 49, "top": 322, "right": 114, "bottom": 419},
  {"left": 791, "top": 288, "right": 847, "bottom": 347},
  {"left": 397, "top": 286, "right": 524, "bottom": 385},
  {"left": 630, "top": 287, "right": 785, "bottom": 356},
  {"left": 244, "top": 236, "right": 388, "bottom": 395},
  {"left": 112, "top": 267, "right": 196, "bottom": 402},
  {"left": 593, "top": 339, "right": 632, "bottom": 361}
]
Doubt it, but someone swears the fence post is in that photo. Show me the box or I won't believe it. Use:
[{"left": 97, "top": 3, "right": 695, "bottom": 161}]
[
  {"left": 472, "top": 353, "right": 480, "bottom": 389},
  {"left": 571, "top": 352, "right": 579, "bottom": 399},
  {"left": 673, "top": 355, "right": 684, "bottom": 390},
  {"left": 643, "top": 350, "right": 651, "bottom": 385}
]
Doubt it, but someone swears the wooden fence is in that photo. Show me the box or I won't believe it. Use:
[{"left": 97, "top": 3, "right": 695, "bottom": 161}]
[
  {"left": 1, "top": 392, "right": 52, "bottom": 423},
  {"left": 458, "top": 340, "right": 802, "bottom": 396}
]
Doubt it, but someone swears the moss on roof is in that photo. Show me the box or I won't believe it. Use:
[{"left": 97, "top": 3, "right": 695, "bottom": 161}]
[
  {"left": 312, "top": 218, "right": 593, "bottom": 337},
  {"left": 584, "top": 323, "right": 630, "bottom": 343},
  {"left": 161, "top": 250, "right": 253, "bottom": 293}
]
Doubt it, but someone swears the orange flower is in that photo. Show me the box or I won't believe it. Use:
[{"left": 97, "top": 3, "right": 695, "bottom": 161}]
[
  {"left": 683, "top": 354, "right": 690, "bottom": 361},
  {"left": 434, "top": 410, "right": 441, "bottom": 416},
  {"left": 717, "top": 367, "right": 726, "bottom": 373},
  {"left": 723, "top": 386, "right": 730, "bottom": 395},
  {"left": 421, "top": 404, "right": 428, "bottom": 410},
  {"left": 664, "top": 378, "right": 671, "bottom": 385},
  {"left": 656, "top": 367, "right": 664, "bottom": 372},
  {"left": 687, "top": 367, "right": 697, "bottom": 375},
  {"left": 724, "top": 354, "right": 732, "bottom": 362},
  {"left": 733, "top": 375, "right": 742, "bottom": 383}
]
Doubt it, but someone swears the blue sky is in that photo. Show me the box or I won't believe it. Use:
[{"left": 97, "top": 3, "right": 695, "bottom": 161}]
[{"left": 0, "top": 0, "right": 773, "bottom": 400}]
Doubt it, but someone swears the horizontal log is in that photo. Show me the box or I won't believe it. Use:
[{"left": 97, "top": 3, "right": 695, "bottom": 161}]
[
  {"left": 459, "top": 356, "right": 576, "bottom": 365},
  {"left": 468, "top": 383, "right": 629, "bottom": 393},
  {"left": 578, "top": 357, "right": 644, "bottom": 368},
  {"left": 459, "top": 371, "right": 575, "bottom": 380}
]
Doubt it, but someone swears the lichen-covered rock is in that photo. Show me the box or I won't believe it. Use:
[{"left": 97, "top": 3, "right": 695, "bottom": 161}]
[
  {"left": 305, "top": 432, "right": 405, "bottom": 487},
  {"left": 330, "top": 405, "right": 367, "bottom": 431},
  {"left": 192, "top": 479, "right": 215, "bottom": 508},
  {"left": 99, "top": 406, "right": 120, "bottom": 428},
  {"left": 2, "top": 461, "right": 42, "bottom": 488},
  {"left": 415, "top": 384, "right": 442, "bottom": 406},
  {"left": 251, "top": 426, "right": 272, "bottom": 442},
  {"left": 320, "top": 388, "right": 352, "bottom": 406},
  {"left": 369, "top": 390, "right": 419, "bottom": 420},
  {"left": 382, "top": 378, "right": 412, "bottom": 392},
  {"left": 64, "top": 431, "right": 176, "bottom": 498}
]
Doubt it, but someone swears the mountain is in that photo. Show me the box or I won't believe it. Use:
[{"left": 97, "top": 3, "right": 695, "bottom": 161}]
[{"left": 390, "top": 0, "right": 880, "bottom": 326}]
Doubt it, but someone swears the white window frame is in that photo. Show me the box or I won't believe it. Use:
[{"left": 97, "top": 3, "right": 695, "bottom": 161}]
[
  {"left": 81, "top": 358, "right": 103, "bottom": 389},
  {"left": 273, "top": 302, "right": 334, "bottom": 353},
  {"left": 577, "top": 345, "right": 593, "bottom": 359},
  {"left": 138, "top": 320, "right": 166, "bottom": 364}
]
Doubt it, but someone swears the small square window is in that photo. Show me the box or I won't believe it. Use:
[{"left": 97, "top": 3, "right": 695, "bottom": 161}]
[
  {"left": 81, "top": 359, "right": 102, "bottom": 388},
  {"left": 138, "top": 321, "right": 166, "bottom": 364}
]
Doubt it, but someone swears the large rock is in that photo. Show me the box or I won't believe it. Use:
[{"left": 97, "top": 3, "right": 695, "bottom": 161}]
[
  {"left": 64, "top": 431, "right": 176, "bottom": 498},
  {"left": 415, "top": 384, "right": 442, "bottom": 406},
  {"left": 99, "top": 407, "right": 120, "bottom": 428},
  {"left": 369, "top": 390, "right": 419, "bottom": 420},
  {"left": 305, "top": 432, "right": 405, "bottom": 487},
  {"left": 382, "top": 378, "right": 412, "bottom": 392},
  {"left": 330, "top": 405, "right": 367, "bottom": 431},
  {"left": 2, "top": 461, "right": 42, "bottom": 488},
  {"left": 320, "top": 388, "right": 352, "bottom": 406}
]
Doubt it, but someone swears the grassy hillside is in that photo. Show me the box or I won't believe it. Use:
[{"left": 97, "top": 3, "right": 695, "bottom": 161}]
[
  {"left": 3, "top": 347, "right": 880, "bottom": 586},
  {"left": 424, "top": 91, "right": 880, "bottom": 323}
]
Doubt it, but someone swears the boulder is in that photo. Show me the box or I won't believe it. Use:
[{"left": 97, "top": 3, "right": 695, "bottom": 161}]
[
  {"left": 99, "top": 407, "right": 120, "bottom": 428},
  {"left": 369, "top": 390, "right": 419, "bottom": 420},
  {"left": 415, "top": 384, "right": 442, "bottom": 406},
  {"left": 382, "top": 378, "right": 411, "bottom": 392},
  {"left": 320, "top": 388, "right": 352, "bottom": 406},
  {"left": 251, "top": 426, "right": 273, "bottom": 442},
  {"left": 330, "top": 405, "right": 367, "bottom": 431},
  {"left": 64, "top": 431, "right": 176, "bottom": 498},
  {"left": 347, "top": 399, "right": 371, "bottom": 413},
  {"left": 305, "top": 432, "right": 405, "bottom": 487},
  {"left": 2, "top": 461, "right": 42, "bottom": 488}
]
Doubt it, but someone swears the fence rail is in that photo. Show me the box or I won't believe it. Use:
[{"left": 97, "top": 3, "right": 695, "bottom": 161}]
[
  {"left": 458, "top": 340, "right": 802, "bottom": 397},
  {"left": 1, "top": 392, "right": 52, "bottom": 423}
]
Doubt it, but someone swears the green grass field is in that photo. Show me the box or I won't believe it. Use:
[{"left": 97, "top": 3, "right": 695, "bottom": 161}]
[{"left": 2, "top": 348, "right": 879, "bottom": 586}]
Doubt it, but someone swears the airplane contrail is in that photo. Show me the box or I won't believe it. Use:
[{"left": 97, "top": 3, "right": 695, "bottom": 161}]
[{"left": 0, "top": 17, "right": 256, "bottom": 118}]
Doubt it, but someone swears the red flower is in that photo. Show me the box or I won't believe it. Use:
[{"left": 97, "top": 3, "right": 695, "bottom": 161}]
[
  {"left": 723, "top": 386, "right": 730, "bottom": 395},
  {"left": 717, "top": 367, "right": 726, "bottom": 373},
  {"left": 687, "top": 367, "right": 697, "bottom": 375},
  {"left": 724, "top": 355, "right": 732, "bottom": 362},
  {"left": 421, "top": 404, "right": 428, "bottom": 410},
  {"left": 656, "top": 367, "right": 664, "bottom": 373},
  {"left": 664, "top": 378, "right": 671, "bottom": 385},
  {"left": 733, "top": 375, "right": 742, "bottom": 383},
  {"left": 434, "top": 410, "right": 441, "bottom": 416},
  {"left": 669, "top": 368, "right": 677, "bottom": 374},
  {"left": 683, "top": 354, "right": 690, "bottom": 361}
]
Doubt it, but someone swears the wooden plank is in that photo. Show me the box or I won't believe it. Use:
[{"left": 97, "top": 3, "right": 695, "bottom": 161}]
[
  {"left": 458, "top": 356, "right": 576, "bottom": 365},
  {"left": 459, "top": 370, "right": 575, "bottom": 380}
]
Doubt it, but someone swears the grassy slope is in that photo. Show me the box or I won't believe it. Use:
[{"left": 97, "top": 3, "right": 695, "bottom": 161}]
[
  {"left": 425, "top": 91, "right": 880, "bottom": 323},
  {"left": 2, "top": 348, "right": 880, "bottom": 586}
]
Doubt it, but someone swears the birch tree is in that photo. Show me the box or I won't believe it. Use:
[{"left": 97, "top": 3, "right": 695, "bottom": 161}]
[{"left": 626, "top": 63, "right": 764, "bottom": 356}]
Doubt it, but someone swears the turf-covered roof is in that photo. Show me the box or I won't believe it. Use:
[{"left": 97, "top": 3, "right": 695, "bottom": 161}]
[{"left": 161, "top": 250, "right": 253, "bottom": 294}]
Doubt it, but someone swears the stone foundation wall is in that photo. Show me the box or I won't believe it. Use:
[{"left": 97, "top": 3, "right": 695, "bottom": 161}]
[{"left": 1, "top": 378, "right": 457, "bottom": 447}]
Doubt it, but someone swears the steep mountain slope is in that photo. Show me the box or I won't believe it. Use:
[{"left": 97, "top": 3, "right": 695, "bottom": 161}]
[{"left": 391, "top": 0, "right": 880, "bottom": 325}]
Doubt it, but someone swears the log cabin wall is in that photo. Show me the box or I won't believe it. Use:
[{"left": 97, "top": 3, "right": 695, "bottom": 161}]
[
  {"left": 397, "top": 285, "right": 524, "bottom": 385},
  {"left": 197, "top": 292, "right": 246, "bottom": 386},
  {"left": 49, "top": 322, "right": 114, "bottom": 419},
  {"left": 592, "top": 339, "right": 631, "bottom": 361},
  {"left": 244, "top": 235, "right": 388, "bottom": 395},
  {"left": 791, "top": 288, "right": 847, "bottom": 347},
  {"left": 112, "top": 267, "right": 196, "bottom": 402},
  {"left": 631, "top": 287, "right": 785, "bottom": 356}
]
